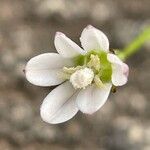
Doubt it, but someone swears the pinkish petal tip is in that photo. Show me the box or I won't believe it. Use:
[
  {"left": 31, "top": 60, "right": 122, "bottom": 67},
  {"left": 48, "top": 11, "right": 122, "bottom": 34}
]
[
  {"left": 86, "top": 25, "right": 94, "bottom": 29},
  {"left": 55, "top": 32, "right": 64, "bottom": 36},
  {"left": 123, "top": 64, "right": 129, "bottom": 77}
]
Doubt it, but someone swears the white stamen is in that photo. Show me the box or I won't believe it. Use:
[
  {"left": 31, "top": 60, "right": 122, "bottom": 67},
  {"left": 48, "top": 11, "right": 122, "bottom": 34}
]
[{"left": 70, "top": 67, "right": 94, "bottom": 89}]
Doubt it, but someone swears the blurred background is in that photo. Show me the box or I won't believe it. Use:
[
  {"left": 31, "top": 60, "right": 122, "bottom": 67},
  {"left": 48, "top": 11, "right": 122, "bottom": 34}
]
[{"left": 0, "top": 0, "right": 150, "bottom": 150}]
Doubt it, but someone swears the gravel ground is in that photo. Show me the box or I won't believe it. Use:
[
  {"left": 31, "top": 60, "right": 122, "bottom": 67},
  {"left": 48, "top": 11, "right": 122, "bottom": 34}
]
[{"left": 0, "top": 0, "right": 150, "bottom": 150}]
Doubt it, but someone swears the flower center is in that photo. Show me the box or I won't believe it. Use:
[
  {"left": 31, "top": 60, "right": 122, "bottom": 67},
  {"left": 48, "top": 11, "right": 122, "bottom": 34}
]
[
  {"left": 74, "top": 50, "right": 112, "bottom": 82},
  {"left": 61, "top": 50, "right": 112, "bottom": 89},
  {"left": 70, "top": 68, "right": 94, "bottom": 89}
]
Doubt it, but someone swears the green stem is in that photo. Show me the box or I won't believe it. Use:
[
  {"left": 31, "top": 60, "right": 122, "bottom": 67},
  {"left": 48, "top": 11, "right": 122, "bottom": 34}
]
[{"left": 118, "top": 26, "right": 150, "bottom": 61}]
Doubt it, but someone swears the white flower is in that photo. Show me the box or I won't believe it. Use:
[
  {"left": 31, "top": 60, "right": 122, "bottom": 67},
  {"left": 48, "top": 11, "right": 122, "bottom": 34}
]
[{"left": 25, "top": 25, "right": 129, "bottom": 124}]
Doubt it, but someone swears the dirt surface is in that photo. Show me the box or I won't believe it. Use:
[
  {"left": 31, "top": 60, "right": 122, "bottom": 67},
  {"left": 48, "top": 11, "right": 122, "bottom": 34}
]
[{"left": 0, "top": 0, "right": 150, "bottom": 150}]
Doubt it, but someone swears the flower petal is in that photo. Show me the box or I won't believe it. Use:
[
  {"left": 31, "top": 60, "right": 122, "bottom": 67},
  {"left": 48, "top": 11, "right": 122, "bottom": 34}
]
[
  {"left": 80, "top": 25, "right": 109, "bottom": 52},
  {"left": 40, "top": 81, "right": 79, "bottom": 124},
  {"left": 25, "top": 53, "right": 73, "bottom": 86},
  {"left": 54, "top": 32, "right": 85, "bottom": 58},
  {"left": 76, "top": 83, "right": 112, "bottom": 114},
  {"left": 107, "top": 53, "right": 129, "bottom": 86}
]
